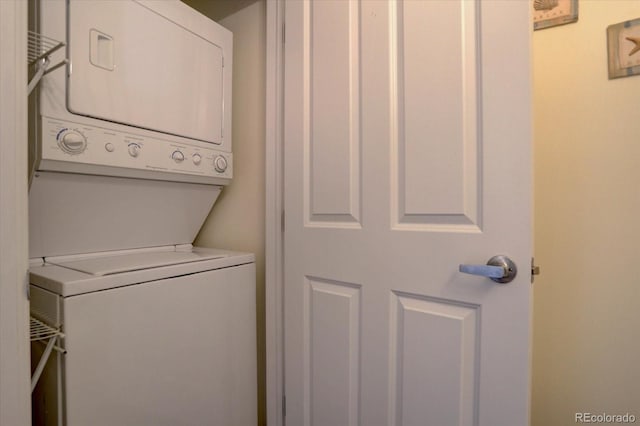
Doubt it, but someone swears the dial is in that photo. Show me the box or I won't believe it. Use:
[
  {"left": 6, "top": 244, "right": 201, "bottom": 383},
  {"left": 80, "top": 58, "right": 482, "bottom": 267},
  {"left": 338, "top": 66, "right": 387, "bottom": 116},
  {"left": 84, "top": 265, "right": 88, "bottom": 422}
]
[
  {"left": 214, "top": 155, "right": 228, "bottom": 173},
  {"left": 192, "top": 153, "right": 202, "bottom": 165},
  {"left": 58, "top": 130, "right": 87, "bottom": 155},
  {"left": 128, "top": 143, "right": 141, "bottom": 158},
  {"left": 172, "top": 150, "right": 185, "bottom": 163}
]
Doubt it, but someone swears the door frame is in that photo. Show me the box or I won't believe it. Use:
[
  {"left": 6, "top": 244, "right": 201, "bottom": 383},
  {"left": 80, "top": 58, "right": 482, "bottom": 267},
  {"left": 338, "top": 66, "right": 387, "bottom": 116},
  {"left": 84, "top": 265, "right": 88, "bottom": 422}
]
[
  {"left": 0, "top": 0, "right": 31, "bottom": 425},
  {"left": 265, "top": 0, "right": 285, "bottom": 425}
]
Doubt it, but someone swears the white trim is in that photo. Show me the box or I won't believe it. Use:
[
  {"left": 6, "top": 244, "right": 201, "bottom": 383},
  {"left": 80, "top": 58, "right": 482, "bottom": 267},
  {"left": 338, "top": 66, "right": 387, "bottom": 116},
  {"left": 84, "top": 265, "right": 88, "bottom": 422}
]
[
  {"left": 265, "top": 0, "right": 285, "bottom": 424},
  {"left": 0, "top": 0, "right": 31, "bottom": 424}
]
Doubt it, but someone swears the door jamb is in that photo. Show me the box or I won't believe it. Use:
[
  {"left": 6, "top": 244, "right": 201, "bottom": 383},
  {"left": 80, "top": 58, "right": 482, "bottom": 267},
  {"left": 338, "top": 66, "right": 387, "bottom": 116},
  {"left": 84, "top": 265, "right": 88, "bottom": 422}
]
[
  {"left": 0, "top": 0, "right": 31, "bottom": 424},
  {"left": 265, "top": 0, "right": 285, "bottom": 425}
]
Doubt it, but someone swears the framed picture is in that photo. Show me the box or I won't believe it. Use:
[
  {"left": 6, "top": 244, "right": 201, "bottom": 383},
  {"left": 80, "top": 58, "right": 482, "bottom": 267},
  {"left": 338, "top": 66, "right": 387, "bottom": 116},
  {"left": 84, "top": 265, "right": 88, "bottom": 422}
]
[
  {"left": 533, "top": 0, "right": 579, "bottom": 31},
  {"left": 607, "top": 18, "right": 640, "bottom": 79}
]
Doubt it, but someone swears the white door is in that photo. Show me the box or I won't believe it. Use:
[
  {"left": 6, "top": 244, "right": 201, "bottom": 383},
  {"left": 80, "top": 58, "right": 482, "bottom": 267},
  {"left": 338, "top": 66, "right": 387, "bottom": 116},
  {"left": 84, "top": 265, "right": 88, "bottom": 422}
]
[{"left": 284, "top": 1, "right": 532, "bottom": 425}]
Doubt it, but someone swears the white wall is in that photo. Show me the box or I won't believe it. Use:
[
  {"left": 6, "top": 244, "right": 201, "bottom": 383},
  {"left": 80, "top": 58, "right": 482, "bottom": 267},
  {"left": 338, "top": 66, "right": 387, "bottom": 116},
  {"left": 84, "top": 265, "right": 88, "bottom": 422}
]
[
  {"left": 190, "top": 1, "right": 267, "bottom": 425},
  {"left": 533, "top": 1, "right": 640, "bottom": 424}
]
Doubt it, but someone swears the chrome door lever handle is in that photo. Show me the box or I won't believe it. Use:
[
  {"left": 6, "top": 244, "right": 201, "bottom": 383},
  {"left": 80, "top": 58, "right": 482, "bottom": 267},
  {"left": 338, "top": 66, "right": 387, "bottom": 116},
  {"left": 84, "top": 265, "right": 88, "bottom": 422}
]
[
  {"left": 459, "top": 264, "right": 505, "bottom": 279},
  {"left": 459, "top": 255, "right": 517, "bottom": 284}
]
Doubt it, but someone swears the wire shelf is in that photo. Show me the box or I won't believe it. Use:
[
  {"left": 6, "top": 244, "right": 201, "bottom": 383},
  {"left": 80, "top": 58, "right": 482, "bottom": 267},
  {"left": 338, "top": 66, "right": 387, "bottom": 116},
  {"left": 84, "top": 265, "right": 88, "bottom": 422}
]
[
  {"left": 30, "top": 316, "right": 65, "bottom": 393},
  {"left": 30, "top": 316, "right": 64, "bottom": 343},
  {"left": 28, "top": 30, "right": 64, "bottom": 65},
  {"left": 27, "top": 30, "right": 67, "bottom": 95}
]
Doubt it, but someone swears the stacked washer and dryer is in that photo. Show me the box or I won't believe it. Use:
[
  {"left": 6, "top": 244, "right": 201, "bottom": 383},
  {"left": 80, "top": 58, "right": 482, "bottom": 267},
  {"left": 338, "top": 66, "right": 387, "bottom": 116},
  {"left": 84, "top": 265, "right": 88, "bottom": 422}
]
[{"left": 28, "top": 1, "right": 256, "bottom": 425}]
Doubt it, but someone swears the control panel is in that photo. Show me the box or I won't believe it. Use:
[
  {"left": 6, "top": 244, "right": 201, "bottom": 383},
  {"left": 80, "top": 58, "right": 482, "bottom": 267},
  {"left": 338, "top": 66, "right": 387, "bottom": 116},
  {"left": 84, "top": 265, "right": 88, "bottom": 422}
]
[{"left": 40, "top": 118, "right": 232, "bottom": 181}]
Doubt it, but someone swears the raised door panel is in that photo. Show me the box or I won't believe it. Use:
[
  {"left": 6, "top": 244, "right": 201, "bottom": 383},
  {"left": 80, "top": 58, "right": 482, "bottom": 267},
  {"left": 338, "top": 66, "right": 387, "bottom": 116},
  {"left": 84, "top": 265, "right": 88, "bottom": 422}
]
[
  {"left": 305, "top": 277, "right": 361, "bottom": 426},
  {"left": 389, "top": 292, "right": 478, "bottom": 426},
  {"left": 391, "top": 0, "right": 480, "bottom": 230},
  {"left": 304, "top": 0, "right": 361, "bottom": 227}
]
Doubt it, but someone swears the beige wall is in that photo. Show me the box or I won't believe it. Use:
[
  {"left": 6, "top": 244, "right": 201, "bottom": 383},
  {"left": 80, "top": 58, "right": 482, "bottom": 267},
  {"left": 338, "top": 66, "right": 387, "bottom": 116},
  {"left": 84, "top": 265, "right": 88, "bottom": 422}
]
[
  {"left": 533, "top": 1, "right": 640, "bottom": 424},
  {"left": 185, "top": 1, "right": 267, "bottom": 425}
]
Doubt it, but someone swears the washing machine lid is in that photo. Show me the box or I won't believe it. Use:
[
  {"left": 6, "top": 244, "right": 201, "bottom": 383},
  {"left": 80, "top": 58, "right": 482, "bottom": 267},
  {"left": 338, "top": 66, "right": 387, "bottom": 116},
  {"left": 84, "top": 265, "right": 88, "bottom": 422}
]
[
  {"left": 46, "top": 248, "right": 225, "bottom": 276},
  {"left": 29, "top": 246, "right": 255, "bottom": 297}
]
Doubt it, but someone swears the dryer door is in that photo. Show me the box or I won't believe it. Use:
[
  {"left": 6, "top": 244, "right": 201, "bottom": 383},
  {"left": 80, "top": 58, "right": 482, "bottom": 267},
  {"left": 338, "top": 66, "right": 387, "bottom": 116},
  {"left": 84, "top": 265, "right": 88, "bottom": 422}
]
[{"left": 66, "top": 0, "right": 229, "bottom": 145}]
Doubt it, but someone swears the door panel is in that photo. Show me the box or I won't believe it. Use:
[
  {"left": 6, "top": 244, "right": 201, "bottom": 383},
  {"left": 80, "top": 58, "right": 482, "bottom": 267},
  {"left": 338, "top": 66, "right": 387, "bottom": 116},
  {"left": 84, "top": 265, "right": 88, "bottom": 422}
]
[
  {"left": 305, "top": 0, "right": 361, "bottom": 225},
  {"left": 285, "top": 1, "right": 532, "bottom": 425},
  {"left": 306, "top": 277, "right": 361, "bottom": 426},
  {"left": 389, "top": 294, "right": 478, "bottom": 426},
  {"left": 393, "top": 0, "right": 480, "bottom": 227}
]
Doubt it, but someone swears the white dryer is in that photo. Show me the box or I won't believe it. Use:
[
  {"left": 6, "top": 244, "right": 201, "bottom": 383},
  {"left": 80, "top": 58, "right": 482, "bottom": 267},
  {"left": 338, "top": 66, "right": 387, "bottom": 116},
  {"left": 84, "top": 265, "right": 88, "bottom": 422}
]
[
  {"left": 30, "top": 246, "right": 256, "bottom": 426},
  {"left": 29, "top": 0, "right": 234, "bottom": 258}
]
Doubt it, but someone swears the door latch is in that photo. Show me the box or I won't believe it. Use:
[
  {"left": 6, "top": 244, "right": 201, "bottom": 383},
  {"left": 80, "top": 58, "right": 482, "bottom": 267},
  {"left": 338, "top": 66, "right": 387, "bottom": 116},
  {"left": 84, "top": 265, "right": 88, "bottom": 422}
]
[{"left": 531, "top": 258, "right": 540, "bottom": 283}]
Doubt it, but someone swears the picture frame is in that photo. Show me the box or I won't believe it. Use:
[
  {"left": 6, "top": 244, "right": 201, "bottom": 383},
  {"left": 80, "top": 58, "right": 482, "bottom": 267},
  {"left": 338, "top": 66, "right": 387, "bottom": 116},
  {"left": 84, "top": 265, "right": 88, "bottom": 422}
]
[
  {"left": 607, "top": 18, "right": 640, "bottom": 79},
  {"left": 533, "top": 0, "right": 579, "bottom": 31}
]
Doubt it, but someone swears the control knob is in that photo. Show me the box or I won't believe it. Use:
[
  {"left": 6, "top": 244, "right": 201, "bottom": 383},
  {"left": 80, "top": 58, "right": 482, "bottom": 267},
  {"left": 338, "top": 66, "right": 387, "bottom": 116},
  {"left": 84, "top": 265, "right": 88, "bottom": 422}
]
[
  {"left": 128, "top": 143, "right": 141, "bottom": 158},
  {"left": 214, "top": 155, "right": 228, "bottom": 173},
  {"left": 172, "top": 150, "right": 185, "bottom": 163},
  {"left": 58, "top": 130, "right": 87, "bottom": 155}
]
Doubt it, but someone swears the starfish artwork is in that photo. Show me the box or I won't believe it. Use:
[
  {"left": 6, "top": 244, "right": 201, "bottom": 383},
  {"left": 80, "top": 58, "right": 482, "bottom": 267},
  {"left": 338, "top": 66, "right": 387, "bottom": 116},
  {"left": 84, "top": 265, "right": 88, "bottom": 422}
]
[
  {"left": 626, "top": 36, "right": 640, "bottom": 56},
  {"left": 533, "top": 0, "right": 559, "bottom": 11},
  {"left": 607, "top": 19, "right": 640, "bottom": 78}
]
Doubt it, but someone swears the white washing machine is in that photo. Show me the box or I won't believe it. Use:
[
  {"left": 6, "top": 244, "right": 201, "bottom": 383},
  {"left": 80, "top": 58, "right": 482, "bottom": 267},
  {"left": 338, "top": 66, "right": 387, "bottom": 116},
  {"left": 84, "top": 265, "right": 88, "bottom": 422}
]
[
  {"left": 30, "top": 246, "right": 256, "bottom": 426},
  {"left": 28, "top": 1, "right": 256, "bottom": 424}
]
